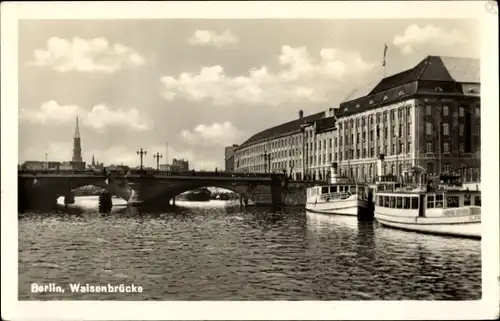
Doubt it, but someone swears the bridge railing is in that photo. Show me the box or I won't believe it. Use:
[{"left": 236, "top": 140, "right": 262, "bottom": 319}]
[{"left": 18, "top": 169, "right": 287, "bottom": 179}]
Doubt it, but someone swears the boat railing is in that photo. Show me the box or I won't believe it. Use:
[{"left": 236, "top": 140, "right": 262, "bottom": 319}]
[{"left": 320, "top": 192, "right": 353, "bottom": 201}]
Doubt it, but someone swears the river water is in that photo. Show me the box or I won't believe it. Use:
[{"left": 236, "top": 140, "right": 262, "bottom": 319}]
[{"left": 18, "top": 196, "right": 481, "bottom": 300}]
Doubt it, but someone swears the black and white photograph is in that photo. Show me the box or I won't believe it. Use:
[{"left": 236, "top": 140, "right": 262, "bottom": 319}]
[{"left": 2, "top": 1, "right": 499, "bottom": 320}]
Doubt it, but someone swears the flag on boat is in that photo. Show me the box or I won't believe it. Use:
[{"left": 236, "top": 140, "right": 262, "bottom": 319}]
[{"left": 382, "top": 44, "right": 388, "bottom": 67}]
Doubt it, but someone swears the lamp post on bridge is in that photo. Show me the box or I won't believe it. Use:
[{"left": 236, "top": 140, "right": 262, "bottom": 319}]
[
  {"left": 261, "top": 151, "right": 271, "bottom": 173},
  {"left": 153, "top": 152, "right": 163, "bottom": 171},
  {"left": 137, "top": 148, "right": 147, "bottom": 170}
]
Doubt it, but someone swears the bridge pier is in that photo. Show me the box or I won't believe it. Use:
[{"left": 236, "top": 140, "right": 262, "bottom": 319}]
[
  {"left": 18, "top": 188, "right": 58, "bottom": 212},
  {"left": 172, "top": 196, "right": 176, "bottom": 206},
  {"left": 98, "top": 192, "right": 113, "bottom": 213},
  {"left": 64, "top": 191, "right": 75, "bottom": 206}
]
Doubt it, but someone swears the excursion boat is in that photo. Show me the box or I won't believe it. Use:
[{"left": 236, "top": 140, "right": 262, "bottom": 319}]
[
  {"left": 305, "top": 163, "right": 371, "bottom": 217},
  {"left": 374, "top": 169, "right": 481, "bottom": 239}
]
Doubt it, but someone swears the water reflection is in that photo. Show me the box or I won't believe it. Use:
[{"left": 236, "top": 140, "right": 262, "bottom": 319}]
[{"left": 19, "top": 203, "right": 481, "bottom": 300}]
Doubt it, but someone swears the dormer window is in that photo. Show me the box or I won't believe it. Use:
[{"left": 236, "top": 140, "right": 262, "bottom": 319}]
[
  {"left": 369, "top": 100, "right": 374, "bottom": 105},
  {"left": 383, "top": 96, "right": 388, "bottom": 101},
  {"left": 468, "top": 88, "right": 478, "bottom": 93},
  {"left": 434, "top": 87, "right": 443, "bottom": 92},
  {"left": 356, "top": 104, "right": 360, "bottom": 108},
  {"left": 344, "top": 107, "right": 348, "bottom": 111},
  {"left": 398, "top": 90, "right": 405, "bottom": 96}
]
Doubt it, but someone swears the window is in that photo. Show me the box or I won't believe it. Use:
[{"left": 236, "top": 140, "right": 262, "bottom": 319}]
[
  {"left": 426, "top": 142, "right": 433, "bottom": 153},
  {"left": 411, "top": 197, "right": 419, "bottom": 209},
  {"left": 464, "top": 194, "right": 471, "bottom": 206},
  {"left": 403, "top": 197, "right": 411, "bottom": 209},
  {"left": 426, "top": 122, "right": 432, "bottom": 135},
  {"left": 435, "top": 194, "right": 444, "bottom": 208},
  {"left": 389, "top": 196, "right": 394, "bottom": 208},
  {"left": 459, "top": 107, "right": 464, "bottom": 117},
  {"left": 444, "top": 163, "right": 451, "bottom": 173},
  {"left": 459, "top": 124, "right": 464, "bottom": 136},
  {"left": 407, "top": 123, "right": 411, "bottom": 136},
  {"left": 408, "top": 142, "right": 412, "bottom": 153},
  {"left": 383, "top": 95, "right": 388, "bottom": 101},
  {"left": 474, "top": 196, "right": 481, "bottom": 206},
  {"left": 407, "top": 107, "right": 411, "bottom": 118},
  {"left": 475, "top": 108, "right": 480, "bottom": 117},
  {"left": 459, "top": 143, "right": 464, "bottom": 153},
  {"left": 447, "top": 196, "right": 460, "bottom": 208},
  {"left": 443, "top": 142, "right": 450, "bottom": 153},
  {"left": 391, "top": 110, "right": 395, "bottom": 120},
  {"left": 330, "top": 186, "right": 337, "bottom": 193},
  {"left": 426, "top": 105, "right": 432, "bottom": 115},
  {"left": 443, "top": 123, "right": 450, "bottom": 136},
  {"left": 427, "top": 195, "right": 435, "bottom": 208},
  {"left": 443, "top": 106, "right": 449, "bottom": 116},
  {"left": 396, "top": 197, "right": 403, "bottom": 209}
]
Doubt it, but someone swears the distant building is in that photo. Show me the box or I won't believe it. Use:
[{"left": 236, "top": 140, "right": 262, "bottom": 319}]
[
  {"left": 224, "top": 144, "right": 238, "bottom": 172},
  {"left": 20, "top": 161, "right": 62, "bottom": 170},
  {"left": 159, "top": 164, "right": 171, "bottom": 171},
  {"left": 171, "top": 158, "right": 189, "bottom": 171}
]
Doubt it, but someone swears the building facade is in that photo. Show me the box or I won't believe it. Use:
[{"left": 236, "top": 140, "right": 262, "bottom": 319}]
[
  {"left": 224, "top": 144, "right": 239, "bottom": 172},
  {"left": 233, "top": 55, "right": 480, "bottom": 182}
]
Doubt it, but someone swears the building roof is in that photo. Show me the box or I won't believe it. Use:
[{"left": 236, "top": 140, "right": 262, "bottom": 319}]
[
  {"left": 338, "top": 55, "right": 479, "bottom": 118},
  {"left": 238, "top": 111, "right": 325, "bottom": 148},
  {"left": 315, "top": 116, "right": 337, "bottom": 133},
  {"left": 370, "top": 55, "right": 479, "bottom": 94}
]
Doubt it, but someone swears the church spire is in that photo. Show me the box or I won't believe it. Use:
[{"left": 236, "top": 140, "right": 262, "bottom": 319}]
[
  {"left": 74, "top": 116, "right": 80, "bottom": 138},
  {"left": 72, "top": 117, "right": 83, "bottom": 163},
  {"left": 92, "top": 154, "right": 95, "bottom": 167}
]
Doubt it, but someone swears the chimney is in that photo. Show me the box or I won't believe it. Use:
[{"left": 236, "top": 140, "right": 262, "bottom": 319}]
[{"left": 298, "top": 110, "right": 304, "bottom": 119}]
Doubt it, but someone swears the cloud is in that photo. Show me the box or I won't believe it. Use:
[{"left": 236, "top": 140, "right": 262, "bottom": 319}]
[
  {"left": 188, "top": 29, "right": 238, "bottom": 47},
  {"left": 393, "top": 24, "right": 468, "bottom": 55},
  {"left": 19, "top": 101, "right": 150, "bottom": 132},
  {"left": 160, "top": 45, "right": 375, "bottom": 106},
  {"left": 180, "top": 121, "right": 243, "bottom": 147},
  {"left": 29, "top": 37, "right": 145, "bottom": 73}
]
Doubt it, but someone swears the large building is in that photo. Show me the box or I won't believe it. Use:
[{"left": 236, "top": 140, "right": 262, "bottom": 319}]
[{"left": 233, "top": 55, "right": 480, "bottom": 182}]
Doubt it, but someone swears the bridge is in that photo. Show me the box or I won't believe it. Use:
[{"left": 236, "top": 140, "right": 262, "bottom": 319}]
[{"left": 18, "top": 169, "right": 291, "bottom": 211}]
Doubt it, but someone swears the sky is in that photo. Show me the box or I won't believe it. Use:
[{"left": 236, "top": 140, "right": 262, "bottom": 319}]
[{"left": 18, "top": 19, "right": 479, "bottom": 170}]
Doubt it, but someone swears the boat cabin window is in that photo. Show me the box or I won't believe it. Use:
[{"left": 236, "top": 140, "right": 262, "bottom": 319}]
[
  {"left": 378, "top": 196, "right": 383, "bottom": 206},
  {"left": 474, "top": 196, "right": 481, "bottom": 206},
  {"left": 446, "top": 196, "right": 460, "bottom": 208},
  {"left": 435, "top": 194, "right": 444, "bottom": 208},
  {"left": 427, "top": 195, "right": 435, "bottom": 208},
  {"left": 390, "top": 196, "right": 395, "bottom": 208},
  {"left": 339, "top": 186, "right": 344, "bottom": 192},
  {"left": 403, "top": 197, "right": 411, "bottom": 209},
  {"left": 464, "top": 194, "right": 471, "bottom": 206},
  {"left": 411, "top": 197, "right": 419, "bottom": 209},
  {"left": 396, "top": 197, "right": 403, "bottom": 209},
  {"left": 384, "top": 196, "right": 390, "bottom": 207},
  {"left": 377, "top": 185, "right": 385, "bottom": 192},
  {"left": 330, "top": 186, "right": 337, "bottom": 193},
  {"left": 350, "top": 186, "right": 357, "bottom": 193},
  {"left": 322, "top": 187, "right": 329, "bottom": 194}
]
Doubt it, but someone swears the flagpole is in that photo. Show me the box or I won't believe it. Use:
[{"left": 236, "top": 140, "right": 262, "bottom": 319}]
[{"left": 382, "top": 44, "right": 388, "bottom": 78}]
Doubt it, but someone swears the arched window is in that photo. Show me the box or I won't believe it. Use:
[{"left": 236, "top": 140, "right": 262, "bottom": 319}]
[{"left": 434, "top": 87, "right": 443, "bottom": 92}]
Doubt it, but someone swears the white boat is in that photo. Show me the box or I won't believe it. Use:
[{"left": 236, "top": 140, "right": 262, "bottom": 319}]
[
  {"left": 305, "top": 164, "right": 371, "bottom": 217},
  {"left": 374, "top": 171, "right": 481, "bottom": 239}
]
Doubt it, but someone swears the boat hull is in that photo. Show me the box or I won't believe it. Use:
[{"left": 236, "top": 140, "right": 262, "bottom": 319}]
[
  {"left": 375, "top": 213, "right": 481, "bottom": 239},
  {"left": 306, "top": 199, "right": 369, "bottom": 216}
]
